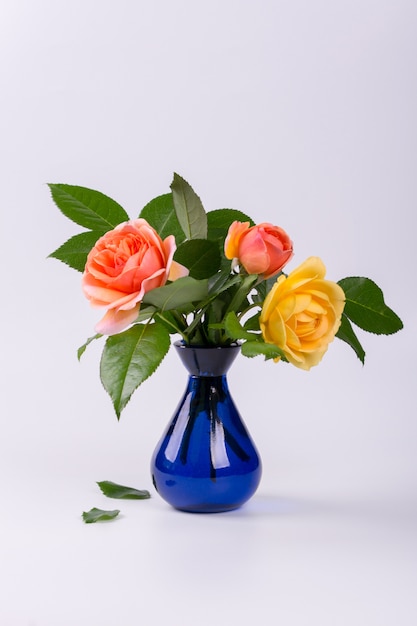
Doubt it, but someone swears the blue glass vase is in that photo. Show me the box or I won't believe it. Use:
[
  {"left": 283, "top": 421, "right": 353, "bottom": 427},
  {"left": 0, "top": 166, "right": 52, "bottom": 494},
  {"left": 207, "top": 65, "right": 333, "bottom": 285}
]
[{"left": 151, "top": 342, "right": 262, "bottom": 513}]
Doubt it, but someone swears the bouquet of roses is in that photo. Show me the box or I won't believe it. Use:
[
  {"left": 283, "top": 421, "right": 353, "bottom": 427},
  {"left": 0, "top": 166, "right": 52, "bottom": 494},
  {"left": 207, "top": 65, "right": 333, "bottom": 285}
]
[{"left": 48, "top": 173, "right": 403, "bottom": 418}]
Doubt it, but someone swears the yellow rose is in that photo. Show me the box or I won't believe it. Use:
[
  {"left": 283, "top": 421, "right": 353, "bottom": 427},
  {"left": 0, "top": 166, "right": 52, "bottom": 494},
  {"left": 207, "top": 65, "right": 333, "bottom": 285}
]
[{"left": 260, "top": 257, "right": 345, "bottom": 370}]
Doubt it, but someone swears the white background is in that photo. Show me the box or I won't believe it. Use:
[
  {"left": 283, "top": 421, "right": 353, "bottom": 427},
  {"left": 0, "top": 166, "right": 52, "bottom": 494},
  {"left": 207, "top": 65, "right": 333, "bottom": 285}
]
[{"left": 1, "top": 1, "right": 416, "bottom": 624}]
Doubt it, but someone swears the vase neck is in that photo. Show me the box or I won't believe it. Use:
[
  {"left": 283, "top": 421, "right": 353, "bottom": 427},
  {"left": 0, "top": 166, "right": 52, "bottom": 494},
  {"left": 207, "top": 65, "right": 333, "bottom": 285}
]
[{"left": 174, "top": 342, "right": 240, "bottom": 377}]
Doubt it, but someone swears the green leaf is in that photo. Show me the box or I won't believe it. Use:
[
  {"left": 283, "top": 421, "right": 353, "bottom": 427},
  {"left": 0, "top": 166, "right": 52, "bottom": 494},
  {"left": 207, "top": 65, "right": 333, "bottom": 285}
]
[
  {"left": 253, "top": 274, "right": 282, "bottom": 303},
  {"left": 241, "top": 341, "right": 287, "bottom": 361},
  {"left": 207, "top": 208, "right": 255, "bottom": 242},
  {"left": 226, "top": 274, "right": 259, "bottom": 316},
  {"left": 135, "top": 304, "right": 157, "bottom": 323},
  {"left": 243, "top": 312, "right": 260, "bottom": 331},
  {"left": 100, "top": 322, "right": 171, "bottom": 418},
  {"left": 170, "top": 173, "right": 207, "bottom": 240},
  {"left": 48, "top": 184, "right": 129, "bottom": 232},
  {"left": 78, "top": 334, "right": 103, "bottom": 360},
  {"left": 336, "top": 314, "right": 366, "bottom": 364},
  {"left": 143, "top": 276, "right": 208, "bottom": 312},
  {"left": 208, "top": 267, "right": 240, "bottom": 296},
  {"left": 49, "top": 231, "right": 104, "bottom": 272},
  {"left": 338, "top": 277, "right": 403, "bottom": 335},
  {"left": 224, "top": 312, "right": 258, "bottom": 341},
  {"left": 139, "top": 193, "right": 185, "bottom": 243},
  {"left": 174, "top": 239, "right": 221, "bottom": 279},
  {"left": 97, "top": 481, "right": 151, "bottom": 500},
  {"left": 155, "top": 311, "right": 187, "bottom": 335},
  {"left": 82, "top": 508, "right": 120, "bottom": 523}
]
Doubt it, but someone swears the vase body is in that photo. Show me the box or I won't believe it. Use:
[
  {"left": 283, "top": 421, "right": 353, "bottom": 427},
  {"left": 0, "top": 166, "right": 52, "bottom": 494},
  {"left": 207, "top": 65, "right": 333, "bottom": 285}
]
[{"left": 151, "top": 342, "right": 262, "bottom": 513}]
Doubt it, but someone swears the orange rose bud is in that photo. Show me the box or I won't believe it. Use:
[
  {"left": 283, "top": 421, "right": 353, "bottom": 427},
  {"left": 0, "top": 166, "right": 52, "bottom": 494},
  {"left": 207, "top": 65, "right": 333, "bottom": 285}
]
[{"left": 225, "top": 221, "right": 293, "bottom": 279}]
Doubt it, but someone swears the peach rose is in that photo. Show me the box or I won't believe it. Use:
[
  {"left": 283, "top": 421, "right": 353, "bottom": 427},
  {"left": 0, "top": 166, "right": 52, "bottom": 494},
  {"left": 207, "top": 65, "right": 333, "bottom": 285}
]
[
  {"left": 224, "top": 221, "right": 293, "bottom": 279},
  {"left": 82, "top": 219, "right": 185, "bottom": 335},
  {"left": 260, "top": 257, "right": 345, "bottom": 370}
]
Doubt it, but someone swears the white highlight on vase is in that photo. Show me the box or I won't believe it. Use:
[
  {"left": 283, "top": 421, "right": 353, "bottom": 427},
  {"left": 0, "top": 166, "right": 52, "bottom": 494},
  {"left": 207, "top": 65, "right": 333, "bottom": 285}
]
[{"left": 210, "top": 419, "right": 230, "bottom": 469}]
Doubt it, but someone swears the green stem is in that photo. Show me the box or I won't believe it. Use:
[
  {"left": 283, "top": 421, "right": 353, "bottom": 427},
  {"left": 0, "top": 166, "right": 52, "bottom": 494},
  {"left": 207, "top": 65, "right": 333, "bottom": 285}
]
[
  {"left": 224, "top": 275, "right": 258, "bottom": 317},
  {"left": 237, "top": 301, "right": 261, "bottom": 321},
  {"left": 154, "top": 312, "right": 187, "bottom": 340}
]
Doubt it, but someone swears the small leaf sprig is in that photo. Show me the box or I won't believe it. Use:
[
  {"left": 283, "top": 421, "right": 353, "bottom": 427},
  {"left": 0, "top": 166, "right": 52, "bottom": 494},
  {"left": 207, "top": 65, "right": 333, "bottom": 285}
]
[
  {"left": 97, "top": 481, "right": 151, "bottom": 500},
  {"left": 49, "top": 173, "right": 403, "bottom": 418},
  {"left": 82, "top": 481, "right": 151, "bottom": 523},
  {"left": 82, "top": 508, "right": 120, "bottom": 524}
]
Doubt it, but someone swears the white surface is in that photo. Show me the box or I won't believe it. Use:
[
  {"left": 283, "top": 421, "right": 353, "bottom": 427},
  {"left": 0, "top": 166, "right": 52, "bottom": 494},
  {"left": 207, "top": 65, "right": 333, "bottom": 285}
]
[{"left": 1, "top": 1, "right": 416, "bottom": 624}]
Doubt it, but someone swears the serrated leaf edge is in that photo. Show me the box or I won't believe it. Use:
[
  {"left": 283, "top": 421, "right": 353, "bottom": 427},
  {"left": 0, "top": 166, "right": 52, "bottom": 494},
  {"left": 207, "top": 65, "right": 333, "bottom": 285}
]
[{"left": 101, "top": 324, "right": 171, "bottom": 418}]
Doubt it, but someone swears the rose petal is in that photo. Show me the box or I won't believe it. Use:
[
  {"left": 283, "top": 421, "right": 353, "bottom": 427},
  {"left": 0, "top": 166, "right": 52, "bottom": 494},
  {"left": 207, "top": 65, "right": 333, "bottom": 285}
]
[{"left": 95, "top": 304, "right": 141, "bottom": 335}]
